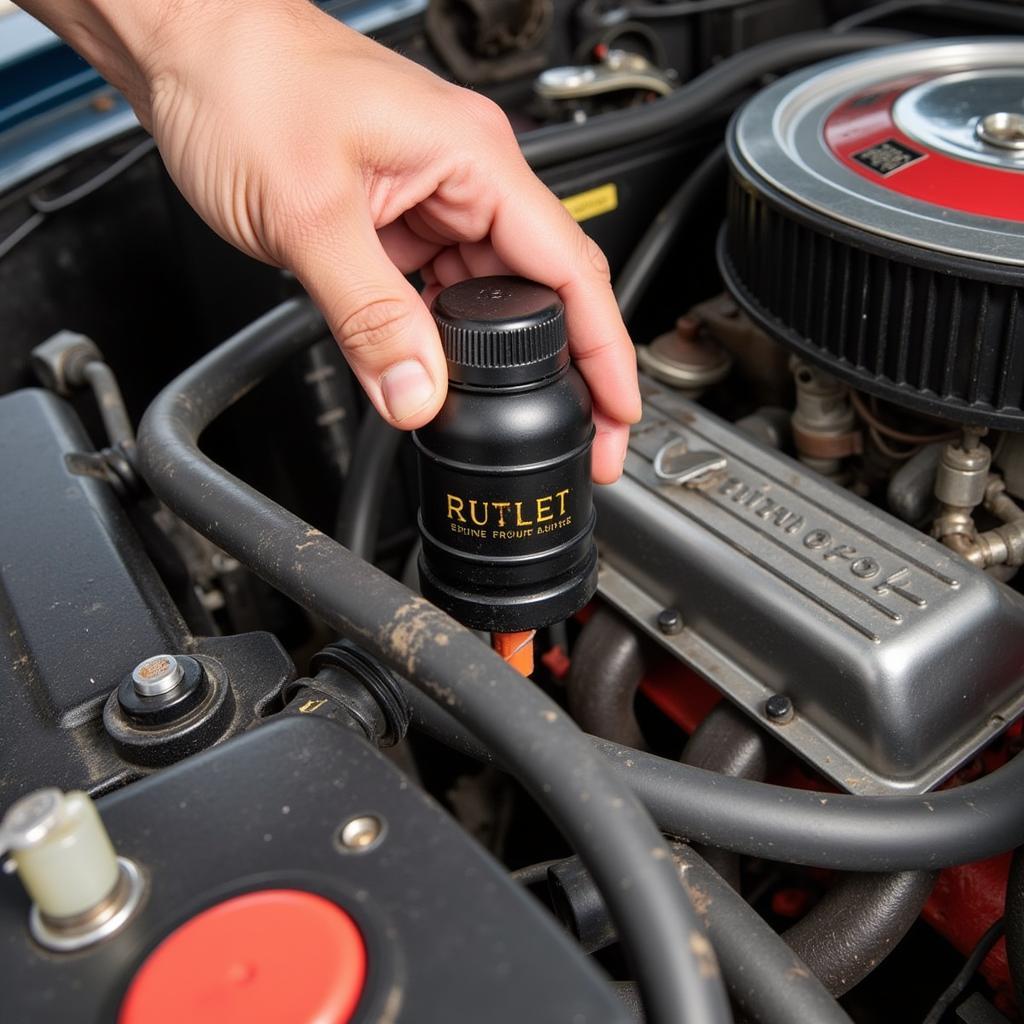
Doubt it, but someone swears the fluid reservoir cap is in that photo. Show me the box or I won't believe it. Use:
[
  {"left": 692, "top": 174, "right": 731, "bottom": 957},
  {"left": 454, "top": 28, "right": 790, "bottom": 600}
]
[
  {"left": 119, "top": 890, "right": 366, "bottom": 1024},
  {"left": 432, "top": 276, "right": 569, "bottom": 386}
]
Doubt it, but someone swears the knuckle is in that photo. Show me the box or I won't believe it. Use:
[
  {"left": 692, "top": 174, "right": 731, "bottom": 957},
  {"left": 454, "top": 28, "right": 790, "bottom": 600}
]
[
  {"left": 335, "top": 297, "right": 413, "bottom": 358},
  {"left": 461, "top": 90, "right": 515, "bottom": 142}
]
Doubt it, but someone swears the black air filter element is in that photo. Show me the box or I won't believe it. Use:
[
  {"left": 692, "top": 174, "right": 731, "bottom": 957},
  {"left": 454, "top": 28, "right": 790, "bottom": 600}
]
[{"left": 718, "top": 38, "right": 1024, "bottom": 428}]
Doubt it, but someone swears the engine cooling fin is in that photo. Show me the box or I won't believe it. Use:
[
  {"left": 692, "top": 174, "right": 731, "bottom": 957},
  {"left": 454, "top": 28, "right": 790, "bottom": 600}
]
[{"left": 719, "top": 38, "right": 1024, "bottom": 428}]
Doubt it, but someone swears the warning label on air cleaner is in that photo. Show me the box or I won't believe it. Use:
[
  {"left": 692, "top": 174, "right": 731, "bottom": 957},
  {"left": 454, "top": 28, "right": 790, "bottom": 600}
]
[{"left": 851, "top": 138, "right": 926, "bottom": 176}]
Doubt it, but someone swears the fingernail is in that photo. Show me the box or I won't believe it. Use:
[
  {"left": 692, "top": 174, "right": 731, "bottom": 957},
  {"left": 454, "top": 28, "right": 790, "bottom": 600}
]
[{"left": 381, "top": 360, "right": 436, "bottom": 422}]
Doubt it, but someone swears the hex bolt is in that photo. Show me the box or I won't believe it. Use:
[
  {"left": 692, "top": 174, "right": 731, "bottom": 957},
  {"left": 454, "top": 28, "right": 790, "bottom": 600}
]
[
  {"left": 765, "top": 694, "right": 794, "bottom": 725},
  {"left": 131, "top": 655, "right": 185, "bottom": 697},
  {"left": 657, "top": 607, "right": 684, "bottom": 636},
  {"left": 337, "top": 814, "right": 385, "bottom": 853}
]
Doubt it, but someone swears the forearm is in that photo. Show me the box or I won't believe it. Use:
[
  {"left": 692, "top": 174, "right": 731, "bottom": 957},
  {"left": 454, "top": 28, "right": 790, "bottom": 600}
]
[{"left": 15, "top": 0, "right": 306, "bottom": 125}]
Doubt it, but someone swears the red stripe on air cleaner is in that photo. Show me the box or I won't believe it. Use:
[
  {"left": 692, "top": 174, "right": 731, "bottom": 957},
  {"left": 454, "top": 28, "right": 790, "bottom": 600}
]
[{"left": 824, "top": 76, "right": 1024, "bottom": 223}]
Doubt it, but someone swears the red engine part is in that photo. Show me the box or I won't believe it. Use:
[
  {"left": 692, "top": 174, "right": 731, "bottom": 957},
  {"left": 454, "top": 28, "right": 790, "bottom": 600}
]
[{"left": 631, "top": 637, "right": 1022, "bottom": 1016}]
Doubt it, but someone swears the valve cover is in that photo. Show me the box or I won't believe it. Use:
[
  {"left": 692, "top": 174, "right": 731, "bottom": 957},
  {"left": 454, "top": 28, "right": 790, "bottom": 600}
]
[{"left": 594, "top": 376, "right": 1024, "bottom": 794}]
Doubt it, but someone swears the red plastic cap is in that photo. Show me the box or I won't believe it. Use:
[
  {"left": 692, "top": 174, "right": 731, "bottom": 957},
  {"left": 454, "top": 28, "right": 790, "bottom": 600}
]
[{"left": 119, "top": 889, "right": 366, "bottom": 1024}]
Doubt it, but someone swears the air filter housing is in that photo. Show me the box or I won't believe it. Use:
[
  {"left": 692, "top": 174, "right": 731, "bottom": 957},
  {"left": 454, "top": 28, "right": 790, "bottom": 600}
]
[{"left": 719, "top": 38, "right": 1024, "bottom": 428}]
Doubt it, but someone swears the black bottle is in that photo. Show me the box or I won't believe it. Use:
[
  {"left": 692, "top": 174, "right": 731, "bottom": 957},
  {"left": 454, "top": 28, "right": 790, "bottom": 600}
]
[{"left": 414, "top": 276, "right": 598, "bottom": 632}]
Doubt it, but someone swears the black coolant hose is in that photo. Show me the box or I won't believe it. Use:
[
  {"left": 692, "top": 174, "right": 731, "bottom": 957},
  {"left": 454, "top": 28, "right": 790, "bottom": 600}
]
[
  {"left": 681, "top": 703, "right": 766, "bottom": 889},
  {"left": 566, "top": 606, "right": 648, "bottom": 749},
  {"left": 135, "top": 299, "right": 732, "bottom": 1024},
  {"left": 786, "top": 869, "right": 936, "bottom": 996},
  {"left": 681, "top": 706, "right": 935, "bottom": 993},
  {"left": 334, "top": 407, "right": 402, "bottom": 561},
  {"left": 399, "top": 682, "right": 1024, "bottom": 871},
  {"left": 677, "top": 846, "right": 854, "bottom": 1024},
  {"left": 518, "top": 30, "right": 914, "bottom": 170},
  {"left": 573, "top": 696, "right": 933, "bottom": 992}
]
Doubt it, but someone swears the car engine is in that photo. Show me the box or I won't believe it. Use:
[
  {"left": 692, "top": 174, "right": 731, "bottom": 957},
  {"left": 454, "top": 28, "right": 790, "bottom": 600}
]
[{"left": 5, "top": 2, "right": 1024, "bottom": 1022}]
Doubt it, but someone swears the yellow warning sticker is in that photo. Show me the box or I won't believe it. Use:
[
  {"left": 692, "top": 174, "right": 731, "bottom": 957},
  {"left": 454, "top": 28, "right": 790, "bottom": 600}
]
[{"left": 561, "top": 183, "right": 618, "bottom": 223}]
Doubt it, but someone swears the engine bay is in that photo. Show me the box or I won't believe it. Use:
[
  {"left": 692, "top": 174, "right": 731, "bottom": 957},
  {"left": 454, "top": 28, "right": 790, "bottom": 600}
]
[{"left": 6, "top": 2, "right": 1024, "bottom": 1022}]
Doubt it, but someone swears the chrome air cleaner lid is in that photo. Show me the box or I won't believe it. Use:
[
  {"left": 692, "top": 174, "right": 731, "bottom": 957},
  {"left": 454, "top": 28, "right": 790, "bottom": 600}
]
[{"left": 720, "top": 39, "right": 1024, "bottom": 426}]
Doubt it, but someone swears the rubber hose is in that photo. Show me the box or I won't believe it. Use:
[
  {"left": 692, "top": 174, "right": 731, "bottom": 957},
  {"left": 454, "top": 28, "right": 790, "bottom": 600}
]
[
  {"left": 1006, "top": 847, "right": 1024, "bottom": 1006},
  {"left": 518, "top": 31, "right": 915, "bottom": 170},
  {"left": 784, "top": 870, "right": 936, "bottom": 997},
  {"left": 683, "top": 846, "right": 854, "bottom": 1024},
  {"left": 135, "top": 299, "right": 733, "bottom": 1024},
  {"left": 548, "top": 847, "right": 853, "bottom": 1023},
  {"left": 830, "top": 0, "right": 1024, "bottom": 32},
  {"left": 334, "top": 407, "right": 402, "bottom": 561},
  {"left": 615, "top": 145, "right": 727, "bottom": 323},
  {"left": 596, "top": 740, "right": 1024, "bottom": 871},
  {"left": 654, "top": 705, "right": 934, "bottom": 992},
  {"left": 681, "top": 702, "right": 767, "bottom": 889},
  {"left": 566, "top": 605, "right": 648, "bottom": 749},
  {"left": 399, "top": 682, "right": 1024, "bottom": 871}
]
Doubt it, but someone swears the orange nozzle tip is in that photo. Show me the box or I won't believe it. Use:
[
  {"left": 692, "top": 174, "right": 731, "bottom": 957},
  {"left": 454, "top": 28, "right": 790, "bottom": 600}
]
[{"left": 491, "top": 630, "right": 536, "bottom": 677}]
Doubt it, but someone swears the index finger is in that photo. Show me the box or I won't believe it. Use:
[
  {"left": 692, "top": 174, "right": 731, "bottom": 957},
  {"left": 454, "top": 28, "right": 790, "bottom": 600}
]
[{"left": 486, "top": 163, "right": 643, "bottom": 430}]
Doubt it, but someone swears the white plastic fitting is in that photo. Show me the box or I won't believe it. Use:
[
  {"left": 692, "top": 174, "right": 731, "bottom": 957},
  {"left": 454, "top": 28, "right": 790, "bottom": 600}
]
[{"left": 1, "top": 787, "right": 119, "bottom": 919}]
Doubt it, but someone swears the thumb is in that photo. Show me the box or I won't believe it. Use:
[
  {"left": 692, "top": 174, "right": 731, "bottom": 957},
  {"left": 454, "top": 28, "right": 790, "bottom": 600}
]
[{"left": 293, "top": 214, "right": 448, "bottom": 429}]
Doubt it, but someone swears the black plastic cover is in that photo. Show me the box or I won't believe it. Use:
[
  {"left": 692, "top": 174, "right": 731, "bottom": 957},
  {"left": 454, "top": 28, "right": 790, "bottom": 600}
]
[
  {"left": 0, "top": 390, "right": 190, "bottom": 799},
  {"left": 0, "top": 715, "right": 628, "bottom": 1023}
]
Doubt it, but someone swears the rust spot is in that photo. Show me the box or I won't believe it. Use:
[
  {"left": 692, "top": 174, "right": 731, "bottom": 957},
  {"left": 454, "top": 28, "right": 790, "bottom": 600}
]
[{"left": 136, "top": 657, "right": 172, "bottom": 682}]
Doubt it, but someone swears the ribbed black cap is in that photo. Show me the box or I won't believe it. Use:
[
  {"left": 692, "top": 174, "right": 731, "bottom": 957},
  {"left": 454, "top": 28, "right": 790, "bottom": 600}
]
[{"left": 432, "top": 276, "right": 569, "bottom": 386}]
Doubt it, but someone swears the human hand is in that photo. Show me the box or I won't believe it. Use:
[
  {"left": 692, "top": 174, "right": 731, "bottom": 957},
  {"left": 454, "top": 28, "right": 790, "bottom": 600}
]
[{"left": 24, "top": 0, "right": 641, "bottom": 481}]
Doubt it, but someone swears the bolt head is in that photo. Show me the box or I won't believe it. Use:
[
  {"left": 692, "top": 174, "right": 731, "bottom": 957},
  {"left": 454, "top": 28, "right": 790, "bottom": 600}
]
[
  {"left": 765, "top": 694, "right": 794, "bottom": 724},
  {"left": 336, "top": 815, "right": 385, "bottom": 853},
  {"left": 657, "top": 607, "right": 684, "bottom": 636}
]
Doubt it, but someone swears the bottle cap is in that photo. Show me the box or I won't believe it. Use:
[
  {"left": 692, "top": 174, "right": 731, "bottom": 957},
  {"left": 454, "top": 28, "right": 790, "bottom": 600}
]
[{"left": 432, "top": 276, "right": 568, "bottom": 386}]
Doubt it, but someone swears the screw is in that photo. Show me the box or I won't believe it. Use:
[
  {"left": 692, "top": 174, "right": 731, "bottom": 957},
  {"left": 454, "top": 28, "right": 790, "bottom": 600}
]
[
  {"left": 131, "top": 655, "right": 184, "bottom": 697},
  {"left": 657, "top": 607, "right": 684, "bottom": 636},
  {"left": 337, "top": 814, "right": 384, "bottom": 853},
  {"left": 765, "top": 694, "right": 794, "bottom": 725}
]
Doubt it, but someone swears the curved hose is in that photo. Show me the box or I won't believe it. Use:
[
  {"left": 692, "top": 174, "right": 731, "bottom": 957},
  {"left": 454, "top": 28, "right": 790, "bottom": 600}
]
[
  {"left": 681, "top": 702, "right": 766, "bottom": 889},
  {"left": 615, "top": 145, "right": 727, "bottom": 323},
  {"left": 566, "top": 606, "right": 647, "bottom": 749},
  {"left": 830, "top": 0, "right": 1024, "bottom": 32},
  {"left": 678, "top": 705, "right": 935, "bottom": 992},
  {"left": 519, "top": 30, "right": 914, "bottom": 170},
  {"left": 597, "top": 740, "right": 1024, "bottom": 871},
  {"left": 547, "top": 846, "right": 853, "bottom": 1024},
  {"left": 334, "top": 407, "right": 402, "bottom": 561},
  {"left": 785, "top": 870, "right": 935, "bottom": 997},
  {"left": 135, "top": 299, "right": 732, "bottom": 1024},
  {"left": 400, "top": 683, "right": 1024, "bottom": 871},
  {"left": 676, "top": 845, "right": 854, "bottom": 1024}
]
